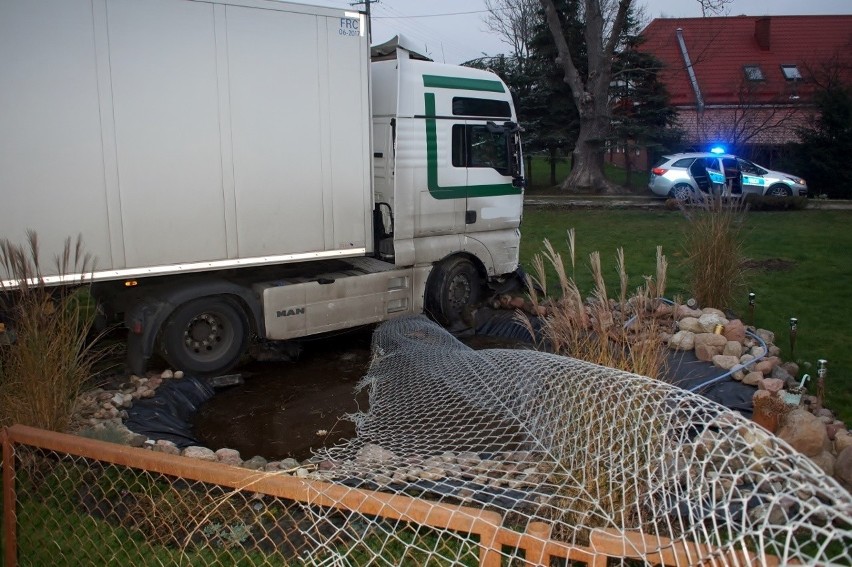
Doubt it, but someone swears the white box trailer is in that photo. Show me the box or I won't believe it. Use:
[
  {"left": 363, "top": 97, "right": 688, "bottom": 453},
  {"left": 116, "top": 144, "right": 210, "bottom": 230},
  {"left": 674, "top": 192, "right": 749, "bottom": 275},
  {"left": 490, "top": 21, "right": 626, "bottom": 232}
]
[{"left": 0, "top": 0, "right": 524, "bottom": 375}]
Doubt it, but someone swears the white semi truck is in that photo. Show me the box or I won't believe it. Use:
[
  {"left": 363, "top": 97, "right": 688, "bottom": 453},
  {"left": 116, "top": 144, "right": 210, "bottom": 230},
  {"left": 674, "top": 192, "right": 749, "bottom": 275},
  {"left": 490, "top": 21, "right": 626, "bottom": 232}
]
[{"left": 0, "top": 0, "right": 524, "bottom": 375}]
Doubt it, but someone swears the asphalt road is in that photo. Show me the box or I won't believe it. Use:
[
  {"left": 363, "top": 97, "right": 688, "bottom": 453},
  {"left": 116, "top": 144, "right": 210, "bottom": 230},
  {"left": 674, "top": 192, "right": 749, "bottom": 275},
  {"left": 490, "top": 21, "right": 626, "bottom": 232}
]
[{"left": 524, "top": 194, "right": 852, "bottom": 209}]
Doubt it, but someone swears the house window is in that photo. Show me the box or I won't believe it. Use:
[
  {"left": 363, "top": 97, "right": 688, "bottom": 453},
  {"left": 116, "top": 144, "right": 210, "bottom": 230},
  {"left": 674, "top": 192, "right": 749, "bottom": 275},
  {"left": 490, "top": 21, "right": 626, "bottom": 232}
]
[
  {"left": 781, "top": 64, "right": 802, "bottom": 81},
  {"left": 744, "top": 65, "right": 764, "bottom": 81}
]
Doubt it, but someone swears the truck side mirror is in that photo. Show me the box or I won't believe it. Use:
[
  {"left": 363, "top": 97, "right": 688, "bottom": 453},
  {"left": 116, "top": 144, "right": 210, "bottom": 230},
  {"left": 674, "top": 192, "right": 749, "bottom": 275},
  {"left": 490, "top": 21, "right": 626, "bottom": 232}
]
[{"left": 504, "top": 123, "right": 524, "bottom": 184}]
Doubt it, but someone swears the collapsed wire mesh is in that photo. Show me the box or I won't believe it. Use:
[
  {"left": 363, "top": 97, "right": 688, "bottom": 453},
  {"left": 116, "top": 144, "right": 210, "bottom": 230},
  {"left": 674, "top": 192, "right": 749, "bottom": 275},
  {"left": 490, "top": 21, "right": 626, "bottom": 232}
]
[{"left": 307, "top": 315, "right": 852, "bottom": 565}]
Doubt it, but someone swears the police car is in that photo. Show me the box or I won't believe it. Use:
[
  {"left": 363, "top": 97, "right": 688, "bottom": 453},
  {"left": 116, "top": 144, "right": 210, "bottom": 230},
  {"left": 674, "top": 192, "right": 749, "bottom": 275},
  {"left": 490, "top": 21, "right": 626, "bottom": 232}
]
[{"left": 648, "top": 148, "right": 808, "bottom": 200}]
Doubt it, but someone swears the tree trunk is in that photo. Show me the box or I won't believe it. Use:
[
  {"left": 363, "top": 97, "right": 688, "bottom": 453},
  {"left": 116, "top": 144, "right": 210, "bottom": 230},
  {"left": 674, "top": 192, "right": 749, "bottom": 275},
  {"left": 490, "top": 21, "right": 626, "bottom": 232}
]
[
  {"left": 624, "top": 143, "right": 633, "bottom": 188},
  {"left": 539, "top": 0, "right": 633, "bottom": 195},
  {"left": 549, "top": 146, "right": 557, "bottom": 186},
  {"left": 560, "top": 113, "right": 618, "bottom": 193}
]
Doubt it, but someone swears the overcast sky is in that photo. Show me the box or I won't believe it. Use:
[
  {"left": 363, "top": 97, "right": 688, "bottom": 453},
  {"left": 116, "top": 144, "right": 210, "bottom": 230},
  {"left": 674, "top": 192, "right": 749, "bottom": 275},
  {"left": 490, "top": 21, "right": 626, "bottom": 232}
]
[{"left": 290, "top": 0, "right": 852, "bottom": 64}]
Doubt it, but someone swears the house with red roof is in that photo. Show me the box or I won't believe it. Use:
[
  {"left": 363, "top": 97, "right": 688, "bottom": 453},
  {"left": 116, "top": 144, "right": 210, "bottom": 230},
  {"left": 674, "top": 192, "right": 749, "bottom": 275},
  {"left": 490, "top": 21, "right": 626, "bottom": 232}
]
[{"left": 639, "top": 15, "right": 852, "bottom": 165}]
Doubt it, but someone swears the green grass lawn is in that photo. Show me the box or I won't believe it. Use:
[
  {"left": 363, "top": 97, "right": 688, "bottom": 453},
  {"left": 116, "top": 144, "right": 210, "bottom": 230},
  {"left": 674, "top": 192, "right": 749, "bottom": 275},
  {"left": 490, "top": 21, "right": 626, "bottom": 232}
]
[
  {"left": 519, "top": 207, "right": 852, "bottom": 425},
  {"left": 524, "top": 154, "right": 650, "bottom": 191}
]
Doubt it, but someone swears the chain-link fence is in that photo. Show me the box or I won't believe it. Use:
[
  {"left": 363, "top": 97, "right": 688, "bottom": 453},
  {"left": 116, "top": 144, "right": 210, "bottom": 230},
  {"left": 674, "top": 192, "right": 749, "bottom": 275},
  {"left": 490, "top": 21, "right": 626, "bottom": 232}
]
[{"left": 3, "top": 315, "right": 851, "bottom": 566}]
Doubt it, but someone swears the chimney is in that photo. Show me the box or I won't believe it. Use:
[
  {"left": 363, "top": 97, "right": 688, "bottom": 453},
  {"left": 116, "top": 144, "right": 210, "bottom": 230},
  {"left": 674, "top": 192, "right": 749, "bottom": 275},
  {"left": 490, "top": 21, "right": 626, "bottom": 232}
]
[{"left": 755, "top": 17, "right": 771, "bottom": 50}]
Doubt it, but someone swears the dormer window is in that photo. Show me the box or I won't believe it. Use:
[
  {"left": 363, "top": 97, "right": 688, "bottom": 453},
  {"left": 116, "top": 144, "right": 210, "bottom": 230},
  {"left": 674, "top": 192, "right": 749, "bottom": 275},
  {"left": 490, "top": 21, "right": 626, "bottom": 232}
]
[
  {"left": 781, "top": 64, "right": 802, "bottom": 81},
  {"left": 744, "top": 65, "right": 765, "bottom": 81}
]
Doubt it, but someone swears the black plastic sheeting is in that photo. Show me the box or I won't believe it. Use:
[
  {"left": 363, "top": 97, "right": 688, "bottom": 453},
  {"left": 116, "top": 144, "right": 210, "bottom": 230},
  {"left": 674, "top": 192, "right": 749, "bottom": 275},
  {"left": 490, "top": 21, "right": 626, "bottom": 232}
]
[
  {"left": 124, "top": 375, "right": 214, "bottom": 447},
  {"left": 475, "top": 308, "right": 754, "bottom": 418}
]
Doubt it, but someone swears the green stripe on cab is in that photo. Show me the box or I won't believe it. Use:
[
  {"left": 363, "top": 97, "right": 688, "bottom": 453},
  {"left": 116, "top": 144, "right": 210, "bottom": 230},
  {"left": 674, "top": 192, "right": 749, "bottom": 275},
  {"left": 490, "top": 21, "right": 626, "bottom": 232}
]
[{"left": 422, "top": 75, "right": 505, "bottom": 92}]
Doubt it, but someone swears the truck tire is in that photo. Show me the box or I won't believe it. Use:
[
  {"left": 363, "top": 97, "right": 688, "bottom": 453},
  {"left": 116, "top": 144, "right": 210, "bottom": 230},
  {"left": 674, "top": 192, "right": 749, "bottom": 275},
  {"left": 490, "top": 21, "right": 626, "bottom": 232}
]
[
  {"left": 425, "top": 257, "right": 483, "bottom": 327},
  {"left": 160, "top": 296, "right": 249, "bottom": 376}
]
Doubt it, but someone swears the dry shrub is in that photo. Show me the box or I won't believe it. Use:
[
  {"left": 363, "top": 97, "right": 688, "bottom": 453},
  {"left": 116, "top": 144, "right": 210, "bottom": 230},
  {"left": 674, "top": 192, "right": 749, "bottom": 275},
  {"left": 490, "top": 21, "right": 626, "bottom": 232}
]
[
  {"left": 0, "top": 232, "right": 108, "bottom": 431},
  {"left": 520, "top": 229, "right": 670, "bottom": 380},
  {"left": 681, "top": 194, "right": 748, "bottom": 309}
]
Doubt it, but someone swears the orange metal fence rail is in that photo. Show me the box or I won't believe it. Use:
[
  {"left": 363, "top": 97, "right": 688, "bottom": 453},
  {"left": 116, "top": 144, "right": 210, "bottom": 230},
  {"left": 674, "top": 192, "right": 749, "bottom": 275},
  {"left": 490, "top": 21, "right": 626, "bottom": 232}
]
[{"left": 0, "top": 424, "right": 780, "bottom": 566}]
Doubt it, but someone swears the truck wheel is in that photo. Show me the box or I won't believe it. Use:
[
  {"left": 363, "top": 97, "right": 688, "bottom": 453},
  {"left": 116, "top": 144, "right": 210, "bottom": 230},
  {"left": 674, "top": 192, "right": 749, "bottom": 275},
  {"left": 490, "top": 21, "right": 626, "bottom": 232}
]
[
  {"left": 160, "top": 296, "right": 249, "bottom": 376},
  {"left": 425, "top": 257, "right": 483, "bottom": 327}
]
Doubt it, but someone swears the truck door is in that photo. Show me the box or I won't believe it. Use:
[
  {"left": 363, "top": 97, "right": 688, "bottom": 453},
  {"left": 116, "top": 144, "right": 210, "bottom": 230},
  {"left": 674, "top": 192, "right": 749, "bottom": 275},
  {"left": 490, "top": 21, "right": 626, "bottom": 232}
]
[{"left": 454, "top": 120, "right": 523, "bottom": 234}]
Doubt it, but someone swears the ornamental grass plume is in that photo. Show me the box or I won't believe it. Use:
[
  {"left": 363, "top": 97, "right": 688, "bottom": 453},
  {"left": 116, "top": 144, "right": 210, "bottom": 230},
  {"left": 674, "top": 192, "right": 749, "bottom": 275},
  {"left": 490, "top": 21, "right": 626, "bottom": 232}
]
[
  {"left": 0, "top": 232, "right": 110, "bottom": 431},
  {"left": 520, "top": 231, "right": 669, "bottom": 380},
  {"left": 680, "top": 193, "right": 748, "bottom": 310}
]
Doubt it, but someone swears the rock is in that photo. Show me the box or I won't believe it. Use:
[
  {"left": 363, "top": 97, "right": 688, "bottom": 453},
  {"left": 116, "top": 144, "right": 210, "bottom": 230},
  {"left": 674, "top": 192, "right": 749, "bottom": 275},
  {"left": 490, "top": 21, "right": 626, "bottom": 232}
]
[
  {"left": 755, "top": 357, "right": 780, "bottom": 375},
  {"left": 153, "top": 439, "right": 180, "bottom": 455},
  {"left": 755, "top": 328, "right": 775, "bottom": 345},
  {"left": 836, "top": 447, "right": 852, "bottom": 490},
  {"left": 818, "top": 416, "right": 833, "bottom": 425},
  {"left": 264, "top": 462, "right": 281, "bottom": 472},
  {"left": 678, "top": 317, "right": 703, "bottom": 334},
  {"left": 439, "top": 451, "right": 457, "bottom": 463},
  {"left": 780, "top": 361, "right": 799, "bottom": 378},
  {"left": 712, "top": 355, "right": 740, "bottom": 371},
  {"left": 183, "top": 446, "right": 217, "bottom": 461},
  {"left": 694, "top": 333, "right": 728, "bottom": 361},
  {"left": 654, "top": 303, "right": 673, "bottom": 317},
  {"left": 700, "top": 307, "right": 726, "bottom": 318},
  {"left": 355, "top": 443, "right": 397, "bottom": 464},
  {"left": 810, "top": 451, "right": 836, "bottom": 476},
  {"left": 733, "top": 370, "right": 745, "bottom": 381},
  {"left": 668, "top": 330, "right": 695, "bottom": 351},
  {"left": 826, "top": 423, "right": 845, "bottom": 441},
  {"left": 174, "top": 370, "right": 184, "bottom": 379},
  {"left": 739, "top": 353, "right": 755, "bottom": 366},
  {"left": 295, "top": 467, "right": 309, "bottom": 478},
  {"left": 509, "top": 296, "right": 525, "bottom": 309},
  {"left": 743, "top": 371, "right": 763, "bottom": 386},
  {"left": 722, "top": 341, "right": 742, "bottom": 358},
  {"left": 280, "top": 458, "right": 300, "bottom": 470},
  {"left": 128, "top": 434, "right": 148, "bottom": 448},
  {"left": 457, "top": 451, "right": 479, "bottom": 467},
  {"left": 676, "top": 305, "right": 702, "bottom": 319},
  {"left": 419, "top": 467, "right": 444, "bottom": 481},
  {"left": 722, "top": 319, "right": 746, "bottom": 343},
  {"left": 768, "top": 345, "right": 781, "bottom": 357},
  {"left": 836, "top": 431, "right": 852, "bottom": 454},
  {"left": 698, "top": 313, "right": 728, "bottom": 333},
  {"left": 757, "top": 378, "right": 784, "bottom": 394},
  {"left": 242, "top": 456, "right": 268, "bottom": 470},
  {"left": 161, "top": 369, "right": 174, "bottom": 379},
  {"left": 770, "top": 365, "right": 793, "bottom": 385},
  {"left": 750, "top": 346, "right": 767, "bottom": 358},
  {"left": 215, "top": 448, "right": 243, "bottom": 466},
  {"left": 815, "top": 408, "right": 834, "bottom": 420},
  {"left": 777, "top": 409, "right": 829, "bottom": 457}
]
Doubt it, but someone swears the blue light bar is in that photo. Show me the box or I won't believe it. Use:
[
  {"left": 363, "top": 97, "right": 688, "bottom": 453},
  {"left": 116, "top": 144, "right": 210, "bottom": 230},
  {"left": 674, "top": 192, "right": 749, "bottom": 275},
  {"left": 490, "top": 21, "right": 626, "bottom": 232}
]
[{"left": 710, "top": 146, "right": 726, "bottom": 154}]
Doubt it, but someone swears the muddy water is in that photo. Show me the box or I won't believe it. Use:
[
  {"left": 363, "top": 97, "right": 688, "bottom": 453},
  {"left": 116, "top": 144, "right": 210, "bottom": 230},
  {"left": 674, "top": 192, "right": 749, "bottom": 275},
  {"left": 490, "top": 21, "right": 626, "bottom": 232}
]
[{"left": 191, "top": 327, "right": 527, "bottom": 462}]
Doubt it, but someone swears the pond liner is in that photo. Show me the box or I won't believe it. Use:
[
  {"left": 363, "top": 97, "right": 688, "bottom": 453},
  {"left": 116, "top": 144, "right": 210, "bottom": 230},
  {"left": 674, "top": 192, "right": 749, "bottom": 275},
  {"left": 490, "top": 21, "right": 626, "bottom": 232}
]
[{"left": 124, "top": 375, "right": 214, "bottom": 448}]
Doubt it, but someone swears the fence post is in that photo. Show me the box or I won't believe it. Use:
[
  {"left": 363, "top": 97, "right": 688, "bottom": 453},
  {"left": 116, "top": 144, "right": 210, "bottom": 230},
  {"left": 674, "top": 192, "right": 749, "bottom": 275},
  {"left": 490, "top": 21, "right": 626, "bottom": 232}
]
[{"left": 2, "top": 427, "right": 17, "bottom": 567}]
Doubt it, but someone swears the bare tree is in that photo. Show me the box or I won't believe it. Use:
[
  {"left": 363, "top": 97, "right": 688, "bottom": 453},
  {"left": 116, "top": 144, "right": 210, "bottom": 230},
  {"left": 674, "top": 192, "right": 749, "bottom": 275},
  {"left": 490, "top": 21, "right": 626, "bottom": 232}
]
[
  {"left": 695, "top": 0, "right": 733, "bottom": 17},
  {"left": 483, "top": 0, "right": 540, "bottom": 62},
  {"left": 693, "top": 79, "right": 802, "bottom": 152},
  {"left": 539, "top": 0, "right": 633, "bottom": 192}
]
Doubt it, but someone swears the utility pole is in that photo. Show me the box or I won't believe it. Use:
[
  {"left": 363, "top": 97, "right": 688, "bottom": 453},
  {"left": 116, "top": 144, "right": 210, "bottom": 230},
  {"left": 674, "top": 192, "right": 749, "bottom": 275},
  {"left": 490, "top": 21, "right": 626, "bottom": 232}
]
[{"left": 350, "top": 0, "right": 377, "bottom": 42}]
